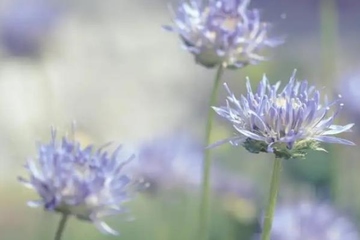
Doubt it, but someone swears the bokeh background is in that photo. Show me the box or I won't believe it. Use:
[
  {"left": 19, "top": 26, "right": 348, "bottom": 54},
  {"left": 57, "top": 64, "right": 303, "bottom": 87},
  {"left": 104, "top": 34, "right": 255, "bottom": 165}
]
[{"left": 1, "top": 0, "right": 360, "bottom": 239}]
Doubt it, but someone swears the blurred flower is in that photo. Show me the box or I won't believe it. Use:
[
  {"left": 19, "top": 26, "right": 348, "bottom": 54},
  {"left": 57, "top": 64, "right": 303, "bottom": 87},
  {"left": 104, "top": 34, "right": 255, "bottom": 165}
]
[
  {"left": 164, "top": 0, "right": 282, "bottom": 68},
  {"left": 215, "top": 173, "right": 257, "bottom": 223},
  {"left": 131, "top": 134, "right": 208, "bottom": 194},
  {"left": 212, "top": 70, "right": 354, "bottom": 159},
  {"left": 339, "top": 73, "right": 360, "bottom": 127},
  {"left": 0, "top": 0, "right": 60, "bottom": 57},
  {"left": 18, "top": 128, "right": 135, "bottom": 235},
  {"left": 256, "top": 201, "right": 360, "bottom": 240}
]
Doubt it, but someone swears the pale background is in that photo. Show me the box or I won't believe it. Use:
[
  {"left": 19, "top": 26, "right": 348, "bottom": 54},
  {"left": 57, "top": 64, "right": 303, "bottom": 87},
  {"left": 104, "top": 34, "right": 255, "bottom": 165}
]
[{"left": 0, "top": 0, "right": 360, "bottom": 239}]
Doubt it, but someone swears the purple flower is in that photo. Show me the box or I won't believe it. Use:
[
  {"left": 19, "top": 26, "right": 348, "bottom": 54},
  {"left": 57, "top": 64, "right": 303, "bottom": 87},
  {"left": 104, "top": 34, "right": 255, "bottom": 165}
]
[
  {"left": 18, "top": 128, "right": 135, "bottom": 235},
  {"left": 258, "top": 201, "right": 359, "bottom": 240},
  {"left": 130, "top": 134, "right": 205, "bottom": 193},
  {"left": 212, "top": 70, "right": 354, "bottom": 159},
  {"left": 164, "top": 0, "right": 282, "bottom": 68},
  {"left": 339, "top": 73, "right": 360, "bottom": 126},
  {"left": 0, "top": 0, "right": 60, "bottom": 57},
  {"left": 215, "top": 174, "right": 257, "bottom": 223}
]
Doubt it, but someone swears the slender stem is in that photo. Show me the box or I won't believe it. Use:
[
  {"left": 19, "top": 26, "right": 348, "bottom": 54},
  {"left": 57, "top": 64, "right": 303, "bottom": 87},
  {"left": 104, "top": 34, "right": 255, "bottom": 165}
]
[
  {"left": 199, "top": 64, "right": 225, "bottom": 240},
  {"left": 320, "top": 0, "right": 339, "bottom": 203},
  {"left": 54, "top": 213, "right": 69, "bottom": 240},
  {"left": 320, "top": 0, "right": 338, "bottom": 78},
  {"left": 261, "top": 157, "right": 282, "bottom": 240}
]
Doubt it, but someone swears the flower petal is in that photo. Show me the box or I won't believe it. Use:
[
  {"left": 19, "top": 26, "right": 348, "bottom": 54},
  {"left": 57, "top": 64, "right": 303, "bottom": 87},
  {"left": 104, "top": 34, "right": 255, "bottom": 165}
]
[
  {"left": 93, "top": 221, "right": 119, "bottom": 235},
  {"left": 312, "top": 136, "right": 355, "bottom": 146}
]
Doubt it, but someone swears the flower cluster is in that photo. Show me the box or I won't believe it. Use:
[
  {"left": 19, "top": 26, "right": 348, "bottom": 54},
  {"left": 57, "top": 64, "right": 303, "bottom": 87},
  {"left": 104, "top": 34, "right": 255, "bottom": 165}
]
[
  {"left": 18, "top": 128, "right": 135, "bottom": 235},
  {"left": 259, "top": 201, "right": 359, "bottom": 240},
  {"left": 212, "top": 71, "right": 354, "bottom": 159},
  {"left": 13, "top": 0, "right": 358, "bottom": 239},
  {"left": 164, "top": 0, "right": 281, "bottom": 68}
]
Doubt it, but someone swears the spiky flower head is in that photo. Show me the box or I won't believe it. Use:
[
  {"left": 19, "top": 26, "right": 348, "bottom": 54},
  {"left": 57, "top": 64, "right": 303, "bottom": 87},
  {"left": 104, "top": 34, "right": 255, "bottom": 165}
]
[
  {"left": 257, "top": 201, "right": 360, "bottom": 240},
  {"left": 164, "top": 0, "right": 282, "bottom": 68},
  {"left": 18, "top": 128, "right": 135, "bottom": 235},
  {"left": 212, "top": 71, "right": 354, "bottom": 159}
]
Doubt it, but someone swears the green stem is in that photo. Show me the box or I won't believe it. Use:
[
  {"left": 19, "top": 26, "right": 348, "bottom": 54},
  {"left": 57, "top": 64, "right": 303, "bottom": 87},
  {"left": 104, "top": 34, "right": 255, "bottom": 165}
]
[
  {"left": 320, "top": 0, "right": 339, "bottom": 203},
  {"left": 198, "top": 64, "right": 225, "bottom": 240},
  {"left": 54, "top": 213, "right": 69, "bottom": 240},
  {"left": 320, "top": 0, "right": 338, "bottom": 80},
  {"left": 261, "top": 157, "right": 282, "bottom": 240}
]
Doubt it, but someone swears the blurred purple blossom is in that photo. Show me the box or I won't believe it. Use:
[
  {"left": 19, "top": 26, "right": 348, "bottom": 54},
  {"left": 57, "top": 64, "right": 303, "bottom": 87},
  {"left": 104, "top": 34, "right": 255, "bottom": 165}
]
[
  {"left": 215, "top": 173, "right": 258, "bottom": 223},
  {"left": 132, "top": 133, "right": 260, "bottom": 220},
  {"left": 339, "top": 74, "right": 360, "bottom": 127},
  {"left": 257, "top": 201, "right": 359, "bottom": 240},
  {"left": 212, "top": 70, "right": 354, "bottom": 159},
  {"left": 130, "top": 134, "right": 205, "bottom": 194},
  {"left": 0, "top": 0, "right": 61, "bottom": 57},
  {"left": 164, "top": 0, "right": 282, "bottom": 68},
  {"left": 18, "top": 128, "right": 135, "bottom": 235}
]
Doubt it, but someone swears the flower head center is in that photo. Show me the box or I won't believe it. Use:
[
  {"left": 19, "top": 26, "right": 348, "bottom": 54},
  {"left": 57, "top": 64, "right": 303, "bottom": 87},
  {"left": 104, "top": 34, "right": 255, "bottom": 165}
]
[
  {"left": 74, "top": 162, "right": 93, "bottom": 179},
  {"left": 200, "top": 5, "right": 243, "bottom": 40},
  {"left": 220, "top": 16, "right": 240, "bottom": 31},
  {"left": 274, "top": 97, "right": 301, "bottom": 110}
]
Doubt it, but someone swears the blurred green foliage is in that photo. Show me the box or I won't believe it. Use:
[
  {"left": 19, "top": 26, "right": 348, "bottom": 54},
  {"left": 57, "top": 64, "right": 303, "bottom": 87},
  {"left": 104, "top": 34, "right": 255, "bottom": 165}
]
[{"left": 1, "top": 0, "right": 360, "bottom": 239}]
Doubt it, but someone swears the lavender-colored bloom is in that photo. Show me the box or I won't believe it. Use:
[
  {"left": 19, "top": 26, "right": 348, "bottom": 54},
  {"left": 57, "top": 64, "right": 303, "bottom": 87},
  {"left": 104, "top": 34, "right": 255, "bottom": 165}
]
[
  {"left": 131, "top": 134, "right": 204, "bottom": 193},
  {"left": 18, "top": 128, "right": 135, "bottom": 235},
  {"left": 215, "top": 174, "right": 257, "bottom": 223},
  {"left": 339, "top": 74, "right": 360, "bottom": 126},
  {"left": 164, "top": 0, "right": 282, "bottom": 68},
  {"left": 256, "top": 201, "right": 360, "bottom": 240},
  {"left": 0, "top": 0, "right": 60, "bottom": 57},
  {"left": 212, "top": 71, "right": 354, "bottom": 159}
]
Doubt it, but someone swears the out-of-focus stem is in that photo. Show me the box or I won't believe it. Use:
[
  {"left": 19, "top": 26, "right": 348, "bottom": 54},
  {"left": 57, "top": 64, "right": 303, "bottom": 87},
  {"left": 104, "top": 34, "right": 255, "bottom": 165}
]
[
  {"left": 54, "top": 213, "right": 69, "bottom": 240},
  {"left": 261, "top": 157, "right": 282, "bottom": 240},
  {"left": 320, "top": 0, "right": 338, "bottom": 78},
  {"left": 320, "top": 0, "right": 340, "bottom": 202},
  {"left": 198, "top": 64, "right": 225, "bottom": 240}
]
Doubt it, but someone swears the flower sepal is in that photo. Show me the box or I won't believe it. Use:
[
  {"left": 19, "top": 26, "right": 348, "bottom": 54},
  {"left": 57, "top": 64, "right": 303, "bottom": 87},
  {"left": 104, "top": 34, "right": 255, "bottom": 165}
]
[
  {"left": 271, "top": 140, "right": 327, "bottom": 160},
  {"left": 194, "top": 49, "right": 222, "bottom": 68},
  {"left": 55, "top": 203, "right": 93, "bottom": 222},
  {"left": 243, "top": 138, "right": 327, "bottom": 160}
]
